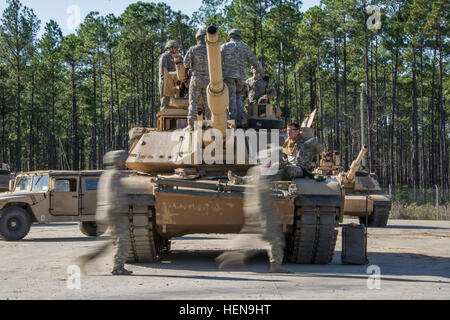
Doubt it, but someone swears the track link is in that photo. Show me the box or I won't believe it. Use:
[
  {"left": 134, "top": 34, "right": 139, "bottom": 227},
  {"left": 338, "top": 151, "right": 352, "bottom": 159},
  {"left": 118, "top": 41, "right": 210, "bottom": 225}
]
[
  {"left": 285, "top": 206, "right": 339, "bottom": 264},
  {"left": 360, "top": 204, "right": 390, "bottom": 228},
  {"left": 127, "top": 204, "right": 162, "bottom": 263}
]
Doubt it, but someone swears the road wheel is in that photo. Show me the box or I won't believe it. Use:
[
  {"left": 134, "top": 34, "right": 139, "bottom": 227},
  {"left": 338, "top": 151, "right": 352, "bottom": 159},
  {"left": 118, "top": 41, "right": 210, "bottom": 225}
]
[
  {"left": 0, "top": 206, "right": 32, "bottom": 241},
  {"left": 79, "top": 221, "right": 105, "bottom": 237}
]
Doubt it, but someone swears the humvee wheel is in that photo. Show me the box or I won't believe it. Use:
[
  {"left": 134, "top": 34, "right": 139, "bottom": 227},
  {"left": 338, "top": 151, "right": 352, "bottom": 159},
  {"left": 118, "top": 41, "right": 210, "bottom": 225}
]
[
  {"left": 359, "top": 205, "right": 390, "bottom": 228},
  {"left": 0, "top": 207, "right": 32, "bottom": 241},
  {"left": 285, "top": 207, "right": 339, "bottom": 264},
  {"left": 79, "top": 221, "right": 105, "bottom": 237}
]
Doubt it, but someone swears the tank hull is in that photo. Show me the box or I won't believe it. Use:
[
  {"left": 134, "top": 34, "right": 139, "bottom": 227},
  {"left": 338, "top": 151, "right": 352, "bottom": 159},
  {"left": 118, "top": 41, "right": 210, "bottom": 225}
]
[
  {"left": 343, "top": 193, "right": 391, "bottom": 227},
  {"left": 125, "top": 175, "right": 345, "bottom": 264}
]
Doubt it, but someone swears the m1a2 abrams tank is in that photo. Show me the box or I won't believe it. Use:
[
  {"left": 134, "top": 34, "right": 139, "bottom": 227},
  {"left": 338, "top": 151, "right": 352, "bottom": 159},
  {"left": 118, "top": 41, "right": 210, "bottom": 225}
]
[
  {"left": 315, "top": 146, "right": 392, "bottom": 228},
  {"left": 124, "top": 26, "right": 346, "bottom": 265}
]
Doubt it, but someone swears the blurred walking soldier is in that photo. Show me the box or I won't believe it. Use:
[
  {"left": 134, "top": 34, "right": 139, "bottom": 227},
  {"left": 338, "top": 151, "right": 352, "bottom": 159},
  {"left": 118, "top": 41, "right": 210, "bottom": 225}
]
[
  {"left": 79, "top": 150, "right": 133, "bottom": 276},
  {"left": 217, "top": 149, "right": 290, "bottom": 273},
  {"left": 159, "top": 40, "right": 179, "bottom": 110},
  {"left": 184, "top": 29, "right": 211, "bottom": 130},
  {"left": 221, "top": 29, "right": 264, "bottom": 126}
]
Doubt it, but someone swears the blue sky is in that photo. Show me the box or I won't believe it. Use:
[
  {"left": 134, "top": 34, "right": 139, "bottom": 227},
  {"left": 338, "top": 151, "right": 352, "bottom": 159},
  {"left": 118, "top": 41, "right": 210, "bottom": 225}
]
[{"left": 0, "top": 0, "right": 320, "bottom": 37}]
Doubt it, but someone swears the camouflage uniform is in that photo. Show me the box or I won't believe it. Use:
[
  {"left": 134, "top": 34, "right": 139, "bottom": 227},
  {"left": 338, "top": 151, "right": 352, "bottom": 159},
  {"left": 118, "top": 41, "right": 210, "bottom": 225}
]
[
  {"left": 221, "top": 30, "right": 264, "bottom": 124},
  {"left": 217, "top": 151, "right": 290, "bottom": 273},
  {"left": 242, "top": 166, "right": 286, "bottom": 267},
  {"left": 244, "top": 75, "right": 276, "bottom": 106},
  {"left": 79, "top": 151, "right": 133, "bottom": 276},
  {"left": 184, "top": 30, "right": 211, "bottom": 129},
  {"left": 159, "top": 41, "right": 178, "bottom": 110},
  {"left": 282, "top": 135, "right": 324, "bottom": 179}
]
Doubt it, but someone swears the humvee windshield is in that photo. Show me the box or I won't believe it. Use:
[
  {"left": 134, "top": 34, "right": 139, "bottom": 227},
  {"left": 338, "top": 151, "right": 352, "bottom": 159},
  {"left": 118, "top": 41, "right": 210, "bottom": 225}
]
[
  {"left": 14, "top": 174, "right": 49, "bottom": 192},
  {"left": 32, "top": 175, "right": 49, "bottom": 191},
  {"left": 15, "top": 176, "right": 33, "bottom": 191}
]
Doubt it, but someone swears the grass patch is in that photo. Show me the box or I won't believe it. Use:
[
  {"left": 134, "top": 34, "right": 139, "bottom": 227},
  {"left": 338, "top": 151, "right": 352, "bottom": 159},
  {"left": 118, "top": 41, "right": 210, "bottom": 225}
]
[{"left": 390, "top": 202, "right": 450, "bottom": 221}]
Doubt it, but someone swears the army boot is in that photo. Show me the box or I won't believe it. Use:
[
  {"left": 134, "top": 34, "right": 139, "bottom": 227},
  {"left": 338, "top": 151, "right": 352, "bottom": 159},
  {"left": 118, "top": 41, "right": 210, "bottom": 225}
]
[
  {"left": 270, "top": 263, "right": 292, "bottom": 274},
  {"left": 228, "top": 171, "right": 245, "bottom": 185},
  {"left": 216, "top": 250, "right": 248, "bottom": 269},
  {"left": 111, "top": 266, "right": 133, "bottom": 276}
]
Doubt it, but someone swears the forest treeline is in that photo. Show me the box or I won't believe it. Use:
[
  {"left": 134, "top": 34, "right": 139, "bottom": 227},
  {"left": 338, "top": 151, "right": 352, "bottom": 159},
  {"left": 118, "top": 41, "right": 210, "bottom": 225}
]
[{"left": 0, "top": 0, "right": 448, "bottom": 201}]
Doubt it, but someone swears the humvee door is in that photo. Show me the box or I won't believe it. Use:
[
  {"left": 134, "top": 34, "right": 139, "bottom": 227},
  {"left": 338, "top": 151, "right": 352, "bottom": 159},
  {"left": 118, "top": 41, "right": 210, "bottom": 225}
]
[
  {"left": 50, "top": 176, "right": 80, "bottom": 216},
  {"left": 81, "top": 177, "right": 99, "bottom": 216}
]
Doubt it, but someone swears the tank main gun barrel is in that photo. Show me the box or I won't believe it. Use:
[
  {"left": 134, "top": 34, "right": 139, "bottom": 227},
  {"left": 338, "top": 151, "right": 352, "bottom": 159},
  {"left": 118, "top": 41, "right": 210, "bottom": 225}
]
[
  {"left": 206, "top": 25, "right": 229, "bottom": 136},
  {"left": 347, "top": 145, "right": 368, "bottom": 181}
]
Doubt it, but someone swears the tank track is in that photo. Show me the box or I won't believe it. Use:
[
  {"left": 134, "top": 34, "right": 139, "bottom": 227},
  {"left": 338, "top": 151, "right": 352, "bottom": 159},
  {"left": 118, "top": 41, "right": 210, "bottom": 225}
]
[
  {"left": 127, "top": 205, "right": 162, "bottom": 263},
  {"left": 360, "top": 204, "right": 390, "bottom": 228},
  {"left": 285, "top": 206, "right": 339, "bottom": 264}
]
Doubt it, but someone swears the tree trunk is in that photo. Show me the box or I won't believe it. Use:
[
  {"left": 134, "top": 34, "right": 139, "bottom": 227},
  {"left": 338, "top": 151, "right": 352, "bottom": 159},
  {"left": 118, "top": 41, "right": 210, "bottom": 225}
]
[
  {"left": 72, "top": 63, "right": 79, "bottom": 171},
  {"left": 333, "top": 35, "right": 340, "bottom": 153},
  {"left": 91, "top": 60, "right": 97, "bottom": 170},
  {"left": 412, "top": 47, "right": 419, "bottom": 201},
  {"left": 390, "top": 47, "right": 399, "bottom": 187},
  {"left": 343, "top": 34, "right": 349, "bottom": 169}
]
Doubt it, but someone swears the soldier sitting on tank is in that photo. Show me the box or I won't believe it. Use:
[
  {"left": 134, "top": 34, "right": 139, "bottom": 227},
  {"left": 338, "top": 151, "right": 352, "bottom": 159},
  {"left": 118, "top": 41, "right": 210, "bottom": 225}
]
[
  {"left": 244, "top": 67, "right": 276, "bottom": 111},
  {"left": 159, "top": 40, "right": 180, "bottom": 111},
  {"left": 78, "top": 151, "right": 134, "bottom": 276},
  {"left": 221, "top": 29, "right": 264, "bottom": 127},
  {"left": 282, "top": 123, "right": 325, "bottom": 181},
  {"left": 184, "top": 29, "right": 212, "bottom": 131}
]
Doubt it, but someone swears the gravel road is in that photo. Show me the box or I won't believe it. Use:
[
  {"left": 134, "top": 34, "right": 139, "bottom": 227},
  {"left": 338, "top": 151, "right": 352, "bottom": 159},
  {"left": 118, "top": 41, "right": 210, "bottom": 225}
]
[{"left": 0, "top": 219, "right": 449, "bottom": 300}]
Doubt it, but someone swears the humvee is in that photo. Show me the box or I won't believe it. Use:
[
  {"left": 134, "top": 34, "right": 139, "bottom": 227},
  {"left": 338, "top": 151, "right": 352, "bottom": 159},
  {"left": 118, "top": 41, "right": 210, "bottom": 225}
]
[{"left": 0, "top": 170, "right": 104, "bottom": 241}]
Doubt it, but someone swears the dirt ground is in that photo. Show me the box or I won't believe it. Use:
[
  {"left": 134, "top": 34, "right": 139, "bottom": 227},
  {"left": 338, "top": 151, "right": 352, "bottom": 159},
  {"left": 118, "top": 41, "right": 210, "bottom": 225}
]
[{"left": 0, "top": 218, "right": 449, "bottom": 300}]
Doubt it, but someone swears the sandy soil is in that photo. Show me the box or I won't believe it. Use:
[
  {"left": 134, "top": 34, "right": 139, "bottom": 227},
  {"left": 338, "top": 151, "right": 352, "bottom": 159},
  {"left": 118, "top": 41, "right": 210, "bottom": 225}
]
[{"left": 0, "top": 218, "right": 449, "bottom": 300}]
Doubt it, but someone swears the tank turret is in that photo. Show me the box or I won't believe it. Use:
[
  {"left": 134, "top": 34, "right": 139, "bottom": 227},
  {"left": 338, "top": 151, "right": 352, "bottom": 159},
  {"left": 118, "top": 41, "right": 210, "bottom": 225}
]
[
  {"left": 329, "top": 145, "right": 391, "bottom": 227},
  {"left": 344, "top": 145, "right": 368, "bottom": 183}
]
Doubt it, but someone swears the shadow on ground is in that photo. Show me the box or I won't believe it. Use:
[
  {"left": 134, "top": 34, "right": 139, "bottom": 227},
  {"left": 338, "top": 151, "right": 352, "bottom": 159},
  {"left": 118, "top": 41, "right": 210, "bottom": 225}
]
[
  {"left": 23, "top": 236, "right": 110, "bottom": 243},
  {"left": 128, "top": 248, "right": 450, "bottom": 284},
  {"left": 383, "top": 225, "right": 450, "bottom": 230}
]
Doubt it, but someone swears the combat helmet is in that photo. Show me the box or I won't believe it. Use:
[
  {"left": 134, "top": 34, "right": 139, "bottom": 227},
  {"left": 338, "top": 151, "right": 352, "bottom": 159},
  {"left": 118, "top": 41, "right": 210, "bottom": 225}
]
[
  {"left": 196, "top": 28, "right": 207, "bottom": 40},
  {"left": 165, "top": 40, "right": 179, "bottom": 49},
  {"left": 228, "top": 29, "right": 242, "bottom": 40},
  {"left": 104, "top": 150, "right": 128, "bottom": 168}
]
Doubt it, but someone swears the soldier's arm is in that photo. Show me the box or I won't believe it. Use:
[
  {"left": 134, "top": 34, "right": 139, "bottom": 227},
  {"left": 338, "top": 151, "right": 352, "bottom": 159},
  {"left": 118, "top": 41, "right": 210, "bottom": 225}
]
[
  {"left": 159, "top": 54, "right": 165, "bottom": 80},
  {"left": 245, "top": 47, "right": 264, "bottom": 77},
  {"left": 159, "top": 54, "right": 170, "bottom": 80},
  {"left": 220, "top": 44, "right": 226, "bottom": 66},
  {"left": 243, "top": 80, "right": 250, "bottom": 98},
  {"left": 266, "top": 81, "right": 276, "bottom": 99},
  {"left": 183, "top": 48, "right": 193, "bottom": 69}
]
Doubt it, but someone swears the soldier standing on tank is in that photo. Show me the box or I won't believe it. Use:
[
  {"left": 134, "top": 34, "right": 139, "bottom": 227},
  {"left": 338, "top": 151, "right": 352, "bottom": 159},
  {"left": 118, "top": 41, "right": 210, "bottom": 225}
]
[
  {"left": 244, "top": 66, "right": 276, "bottom": 109},
  {"left": 159, "top": 40, "right": 179, "bottom": 111},
  {"left": 184, "top": 29, "right": 211, "bottom": 130},
  {"left": 221, "top": 29, "right": 264, "bottom": 126},
  {"left": 78, "top": 150, "right": 133, "bottom": 276}
]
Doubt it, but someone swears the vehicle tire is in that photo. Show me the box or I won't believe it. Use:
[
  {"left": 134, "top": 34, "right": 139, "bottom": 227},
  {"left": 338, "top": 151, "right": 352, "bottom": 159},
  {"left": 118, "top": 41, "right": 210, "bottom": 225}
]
[
  {"left": 79, "top": 221, "right": 105, "bottom": 237},
  {"left": 0, "top": 206, "right": 32, "bottom": 241}
]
